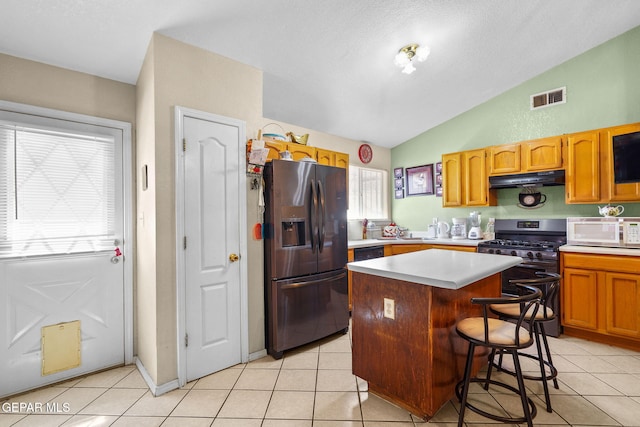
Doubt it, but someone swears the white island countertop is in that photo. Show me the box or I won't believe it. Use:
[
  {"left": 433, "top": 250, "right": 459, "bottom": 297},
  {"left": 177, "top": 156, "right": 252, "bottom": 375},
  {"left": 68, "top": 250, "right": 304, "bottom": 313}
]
[{"left": 347, "top": 248, "right": 522, "bottom": 290}]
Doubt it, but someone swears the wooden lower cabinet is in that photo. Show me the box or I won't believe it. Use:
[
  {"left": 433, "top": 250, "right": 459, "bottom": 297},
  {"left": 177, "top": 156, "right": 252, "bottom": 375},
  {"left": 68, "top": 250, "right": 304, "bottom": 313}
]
[
  {"left": 561, "top": 252, "right": 640, "bottom": 350},
  {"left": 351, "top": 270, "right": 500, "bottom": 419},
  {"left": 390, "top": 244, "right": 430, "bottom": 255}
]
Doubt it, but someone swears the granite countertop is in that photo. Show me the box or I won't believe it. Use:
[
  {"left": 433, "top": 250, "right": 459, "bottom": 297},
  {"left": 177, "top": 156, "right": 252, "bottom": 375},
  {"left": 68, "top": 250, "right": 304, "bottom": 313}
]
[
  {"left": 347, "top": 248, "right": 522, "bottom": 289},
  {"left": 560, "top": 245, "right": 640, "bottom": 257},
  {"left": 348, "top": 238, "right": 482, "bottom": 249}
]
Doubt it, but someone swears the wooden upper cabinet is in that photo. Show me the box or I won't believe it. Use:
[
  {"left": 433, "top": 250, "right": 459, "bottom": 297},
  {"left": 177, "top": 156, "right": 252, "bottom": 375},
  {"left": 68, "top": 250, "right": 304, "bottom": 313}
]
[
  {"left": 522, "top": 136, "right": 563, "bottom": 171},
  {"left": 316, "top": 148, "right": 333, "bottom": 165},
  {"left": 488, "top": 144, "right": 520, "bottom": 174},
  {"left": 288, "top": 144, "right": 316, "bottom": 161},
  {"left": 334, "top": 152, "right": 349, "bottom": 169},
  {"left": 315, "top": 149, "right": 349, "bottom": 168},
  {"left": 264, "top": 140, "right": 287, "bottom": 161},
  {"left": 442, "top": 149, "right": 493, "bottom": 207},
  {"left": 442, "top": 152, "right": 463, "bottom": 207},
  {"left": 488, "top": 136, "right": 562, "bottom": 175},
  {"left": 602, "top": 123, "right": 640, "bottom": 202},
  {"left": 464, "top": 149, "right": 490, "bottom": 206},
  {"left": 565, "top": 131, "right": 600, "bottom": 203}
]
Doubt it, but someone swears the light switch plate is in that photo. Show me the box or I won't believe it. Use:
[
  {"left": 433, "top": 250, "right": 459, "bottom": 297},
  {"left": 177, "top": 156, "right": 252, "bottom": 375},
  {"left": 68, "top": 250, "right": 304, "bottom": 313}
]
[{"left": 383, "top": 298, "right": 395, "bottom": 319}]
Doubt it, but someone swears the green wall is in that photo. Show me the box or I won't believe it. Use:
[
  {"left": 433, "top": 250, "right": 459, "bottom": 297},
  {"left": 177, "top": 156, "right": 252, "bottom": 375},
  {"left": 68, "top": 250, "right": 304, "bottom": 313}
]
[{"left": 391, "top": 25, "right": 640, "bottom": 231}]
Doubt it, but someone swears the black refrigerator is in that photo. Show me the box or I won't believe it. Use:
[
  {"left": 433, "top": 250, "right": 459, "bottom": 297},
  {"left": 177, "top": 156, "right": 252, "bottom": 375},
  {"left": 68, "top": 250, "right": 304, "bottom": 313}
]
[{"left": 264, "top": 159, "right": 349, "bottom": 359}]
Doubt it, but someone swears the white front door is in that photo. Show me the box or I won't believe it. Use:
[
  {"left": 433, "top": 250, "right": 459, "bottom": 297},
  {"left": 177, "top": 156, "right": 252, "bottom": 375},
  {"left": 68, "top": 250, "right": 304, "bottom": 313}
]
[
  {"left": 0, "top": 104, "right": 132, "bottom": 398},
  {"left": 179, "top": 110, "right": 246, "bottom": 382}
]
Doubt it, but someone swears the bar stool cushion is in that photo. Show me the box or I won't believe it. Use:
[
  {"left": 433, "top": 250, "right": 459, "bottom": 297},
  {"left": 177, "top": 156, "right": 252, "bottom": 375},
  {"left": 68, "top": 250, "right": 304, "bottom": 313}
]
[
  {"left": 490, "top": 303, "right": 554, "bottom": 320},
  {"left": 457, "top": 317, "right": 533, "bottom": 346}
]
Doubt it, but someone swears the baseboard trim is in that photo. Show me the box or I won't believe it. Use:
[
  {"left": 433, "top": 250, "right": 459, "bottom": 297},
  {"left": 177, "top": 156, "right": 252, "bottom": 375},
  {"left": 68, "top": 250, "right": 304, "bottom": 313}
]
[
  {"left": 135, "top": 357, "right": 179, "bottom": 397},
  {"left": 249, "top": 349, "right": 267, "bottom": 362}
]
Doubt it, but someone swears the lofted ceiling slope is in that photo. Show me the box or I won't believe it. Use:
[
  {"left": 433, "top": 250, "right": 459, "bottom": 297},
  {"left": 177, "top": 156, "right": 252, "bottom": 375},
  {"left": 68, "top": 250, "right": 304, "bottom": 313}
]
[{"left": 2, "top": 1, "right": 640, "bottom": 147}]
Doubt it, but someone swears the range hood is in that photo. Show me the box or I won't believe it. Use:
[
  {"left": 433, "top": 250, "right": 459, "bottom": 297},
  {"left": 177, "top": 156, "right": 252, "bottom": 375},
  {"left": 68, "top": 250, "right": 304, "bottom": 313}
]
[{"left": 489, "top": 170, "right": 565, "bottom": 189}]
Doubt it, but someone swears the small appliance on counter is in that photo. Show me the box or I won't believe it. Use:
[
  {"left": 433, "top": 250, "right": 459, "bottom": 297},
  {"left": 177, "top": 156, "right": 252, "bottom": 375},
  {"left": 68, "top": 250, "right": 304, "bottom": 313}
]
[
  {"left": 451, "top": 218, "right": 467, "bottom": 240},
  {"left": 437, "top": 221, "right": 450, "bottom": 238},
  {"left": 567, "top": 217, "right": 640, "bottom": 248},
  {"left": 426, "top": 217, "right": 438, "bottom": 238},
  {"left": 468, "top": 211, "right": 482, "bottom": 239}
]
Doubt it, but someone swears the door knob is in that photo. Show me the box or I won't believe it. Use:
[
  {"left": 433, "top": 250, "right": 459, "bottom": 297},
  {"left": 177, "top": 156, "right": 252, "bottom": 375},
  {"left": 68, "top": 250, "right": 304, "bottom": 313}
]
[{"left": 229, "top": 253, "right": 240, "bottom": 262}]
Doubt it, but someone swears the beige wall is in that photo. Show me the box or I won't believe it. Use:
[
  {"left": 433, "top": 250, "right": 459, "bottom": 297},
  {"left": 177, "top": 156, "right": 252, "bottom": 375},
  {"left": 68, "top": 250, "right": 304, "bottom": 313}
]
[
  {"left": 0, "top": 52, "right": 135, "bottom": 125},
  {"left": 136, "top": 33, "right": 264, "bottom": 385},
  {"left": 0, "top": 38, "right": 391, "bottom": 389},
  {"left": 135, "top": 38, "right": 159, "bottom": 383}
]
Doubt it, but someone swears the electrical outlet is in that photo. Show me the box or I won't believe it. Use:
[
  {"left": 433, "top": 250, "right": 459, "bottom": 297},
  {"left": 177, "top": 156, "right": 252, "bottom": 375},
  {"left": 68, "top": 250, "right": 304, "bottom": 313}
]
[{"left": 383, "top": 298, "right": 395, "bottom": 319}]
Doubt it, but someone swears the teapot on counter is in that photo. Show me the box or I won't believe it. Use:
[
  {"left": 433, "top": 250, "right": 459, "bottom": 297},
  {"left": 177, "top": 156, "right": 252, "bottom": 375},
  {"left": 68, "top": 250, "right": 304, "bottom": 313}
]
[{"left": 598, "top": 205, "right": 624, "bottom": 217}]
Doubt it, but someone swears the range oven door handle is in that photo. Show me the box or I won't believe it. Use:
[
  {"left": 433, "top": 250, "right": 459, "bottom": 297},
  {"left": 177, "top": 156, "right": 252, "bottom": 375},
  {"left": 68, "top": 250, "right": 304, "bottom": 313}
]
[{"left": 516, "top": 263, "right": 556, "bottom": 270}]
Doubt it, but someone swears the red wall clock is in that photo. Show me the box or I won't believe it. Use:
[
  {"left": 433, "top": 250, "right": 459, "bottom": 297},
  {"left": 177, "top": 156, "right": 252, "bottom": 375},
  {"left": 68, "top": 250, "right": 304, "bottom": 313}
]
[{"left": 358, "top": 143, "right": 373, "bottom": 164}]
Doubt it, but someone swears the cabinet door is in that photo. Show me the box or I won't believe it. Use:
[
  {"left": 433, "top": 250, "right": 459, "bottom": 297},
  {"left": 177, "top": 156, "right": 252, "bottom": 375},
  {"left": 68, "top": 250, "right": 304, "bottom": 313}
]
[
  {"left": 603, "top": 124, "right": 640, "bottom": 202},
  {"left": 522, "top": 136, "right": 563, "bottom": 171},
  {"left": 605, "top": 272, "right": 640, "bottom": 339},
  {"left": 464, "top": 149, "right": 489, "bottom": 206},
  {"left": 390, "top": 244, "right": 430, "bottom": 255},
  {"left": 489, "top": 144, "right": 520, "bottom": 175},
  {"left": 287, "top": 144, "right": 316, "bottom": 161},
  {"left": 442, "top": 153, "right": 463, "bottom": 207},
  {"left": 264, "top": 140, "right": 287, "bottom": 161},
  {"left": 316, "top": 148, "right": 333, "bottom": 166},
  {"left": 566, "top": 131, "right": 601, "bottom": 203},
  {"left": 563, "top": 267, "right": 598, "bottom": 330},
  {"left": 334, "top": 152, "right": 349, "bottom": 169}
]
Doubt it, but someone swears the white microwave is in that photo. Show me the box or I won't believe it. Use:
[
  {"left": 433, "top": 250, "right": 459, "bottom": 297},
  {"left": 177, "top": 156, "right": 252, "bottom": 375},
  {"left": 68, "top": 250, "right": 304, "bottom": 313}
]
[{"left": 567, "top": 217, "right": 640, "bottom": 248}]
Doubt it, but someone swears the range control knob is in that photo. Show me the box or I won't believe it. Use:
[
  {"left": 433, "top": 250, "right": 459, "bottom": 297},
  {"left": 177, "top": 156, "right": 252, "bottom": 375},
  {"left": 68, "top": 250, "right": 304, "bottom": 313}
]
[
  {"left": 536, "top": 252, "right": 543, "bottom": 259},
  {"left": 510, "top": 250, "right": 518, "bottom": 256},
  {"left": 495, "top": 249, "right": 502, "bottom": 255},
  {"left": 527, "top": 251, "right": 534, "bottom": 259},
  {"left": 488, "top": 249, "right": 495, "bottom": 254}
]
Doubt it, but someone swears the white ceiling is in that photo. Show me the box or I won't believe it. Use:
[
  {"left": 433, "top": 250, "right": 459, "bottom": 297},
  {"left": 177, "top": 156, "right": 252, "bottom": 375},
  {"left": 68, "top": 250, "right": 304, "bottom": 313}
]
[{"left": 2, "top": 1, "right": 640, "bottom": 148}]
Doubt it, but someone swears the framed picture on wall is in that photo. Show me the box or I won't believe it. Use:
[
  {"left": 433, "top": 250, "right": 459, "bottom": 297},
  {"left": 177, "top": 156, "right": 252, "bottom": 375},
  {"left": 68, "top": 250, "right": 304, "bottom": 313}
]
[
  {"left": 395, "top": 189, "right": 404, "bottom": 199},
  {"left": 394, "top": 167, "right": 403, "bottom": 179},
  {"left": 435, "top": 161, "right": 443, "bottom": 197},
  {"left": 406, "top": 164, "right": 434, "bottom": 196},
  {"left": 394, "top": 178, "right": 403, "bottom": 189}
]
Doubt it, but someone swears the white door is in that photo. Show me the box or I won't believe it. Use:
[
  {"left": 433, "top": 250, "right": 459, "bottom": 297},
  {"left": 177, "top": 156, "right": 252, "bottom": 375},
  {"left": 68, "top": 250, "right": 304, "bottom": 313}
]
[
  {"left": 0, "top": 105, "right": 131, "bottom": 398},
  {"left": 182, "top": 113, "right": 244, "bottom": 381}
]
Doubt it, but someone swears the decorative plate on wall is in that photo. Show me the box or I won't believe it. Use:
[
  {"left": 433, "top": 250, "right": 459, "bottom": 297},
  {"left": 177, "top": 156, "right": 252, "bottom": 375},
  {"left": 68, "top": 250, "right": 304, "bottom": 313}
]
[{"left": 358, "top": 143, "right": 373, "bottom": 164}]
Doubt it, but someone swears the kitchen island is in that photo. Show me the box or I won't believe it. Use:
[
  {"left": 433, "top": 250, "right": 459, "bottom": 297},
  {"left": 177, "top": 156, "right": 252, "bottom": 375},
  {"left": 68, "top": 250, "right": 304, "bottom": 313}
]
[{"left": 348, "top": 249, "right": 522, "bottom": 419}]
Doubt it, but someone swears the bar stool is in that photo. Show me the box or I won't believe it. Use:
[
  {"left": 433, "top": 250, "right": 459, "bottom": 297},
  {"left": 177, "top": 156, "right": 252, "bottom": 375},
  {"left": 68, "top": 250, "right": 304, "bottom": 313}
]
[
  {"left": 455, "top": 284, "right": 542, "bottom": 427},
  {"left": 487, "top": 272, "right": 561, "bottom": 413}
]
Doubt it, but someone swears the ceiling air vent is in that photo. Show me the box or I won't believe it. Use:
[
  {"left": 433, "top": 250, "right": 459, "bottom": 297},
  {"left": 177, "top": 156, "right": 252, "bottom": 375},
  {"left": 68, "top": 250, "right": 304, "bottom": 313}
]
[{"left": 530, "top": 87, "right": 566, "bottom": 110}]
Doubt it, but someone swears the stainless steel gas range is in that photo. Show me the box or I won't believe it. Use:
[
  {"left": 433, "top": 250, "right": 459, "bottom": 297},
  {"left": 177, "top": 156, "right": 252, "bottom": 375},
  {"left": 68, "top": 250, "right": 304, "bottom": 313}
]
[{"left": 477, "top": 219, "right": 566, "bottom": 337}]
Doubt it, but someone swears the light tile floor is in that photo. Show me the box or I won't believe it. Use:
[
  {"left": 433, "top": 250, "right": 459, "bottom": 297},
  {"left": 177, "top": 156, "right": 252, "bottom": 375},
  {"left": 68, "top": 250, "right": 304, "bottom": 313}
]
[{"left": 2, "top": 330, "right": 640, "bottom": 426}]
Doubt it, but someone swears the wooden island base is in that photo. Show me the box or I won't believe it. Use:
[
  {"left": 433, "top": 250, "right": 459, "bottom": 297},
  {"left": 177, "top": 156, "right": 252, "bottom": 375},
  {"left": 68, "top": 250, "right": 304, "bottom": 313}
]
[{"left": 351, "top": 271, "right": 501, "bottom": 420}]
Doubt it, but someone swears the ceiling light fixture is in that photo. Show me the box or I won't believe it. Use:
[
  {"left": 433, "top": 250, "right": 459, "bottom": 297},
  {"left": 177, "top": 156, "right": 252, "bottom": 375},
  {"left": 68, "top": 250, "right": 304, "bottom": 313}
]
[{"left": 394, "top": 43, "right": 430, "bottom": 74}]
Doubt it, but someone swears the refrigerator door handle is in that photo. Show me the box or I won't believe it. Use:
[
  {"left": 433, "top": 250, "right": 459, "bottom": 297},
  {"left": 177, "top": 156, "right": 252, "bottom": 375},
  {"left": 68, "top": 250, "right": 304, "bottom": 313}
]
[
  {"left": 317, "top": 180, "right": 325, "bottom": 252},
  {"left": 310, "top": 179, "right": 318, "bottom": 253},
  {"left": 279, "top": 271, "right": 347, "bottom": 289}
]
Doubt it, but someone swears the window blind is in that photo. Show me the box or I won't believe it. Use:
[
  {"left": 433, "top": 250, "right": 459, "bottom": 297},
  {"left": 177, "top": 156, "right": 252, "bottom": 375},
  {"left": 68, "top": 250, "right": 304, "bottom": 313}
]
[{"left": 0, "top": 122, "right": 115, "bottom": 257}]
